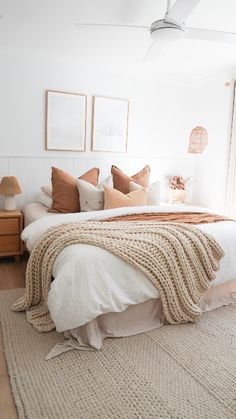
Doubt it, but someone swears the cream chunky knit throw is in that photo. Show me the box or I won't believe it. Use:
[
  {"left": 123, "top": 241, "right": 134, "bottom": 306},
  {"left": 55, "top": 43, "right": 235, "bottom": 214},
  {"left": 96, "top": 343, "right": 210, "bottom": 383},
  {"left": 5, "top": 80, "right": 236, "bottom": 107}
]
[{"left": 12, "top": 221, "right": 224, "bottom": 332}]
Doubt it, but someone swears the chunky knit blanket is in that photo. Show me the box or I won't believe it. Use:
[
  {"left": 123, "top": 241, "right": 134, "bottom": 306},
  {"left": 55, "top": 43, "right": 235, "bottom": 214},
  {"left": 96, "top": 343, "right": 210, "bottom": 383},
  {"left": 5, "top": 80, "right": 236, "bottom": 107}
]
[{"left": 12, "top": 221, "right": 224, "bottom": 332}]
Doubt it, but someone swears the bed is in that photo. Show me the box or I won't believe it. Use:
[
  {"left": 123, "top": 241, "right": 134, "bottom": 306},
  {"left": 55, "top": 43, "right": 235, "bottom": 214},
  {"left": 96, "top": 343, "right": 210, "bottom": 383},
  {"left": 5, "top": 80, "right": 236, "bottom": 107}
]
[{"left": 21, "top": 203, "right": 236, "bottom": 358}]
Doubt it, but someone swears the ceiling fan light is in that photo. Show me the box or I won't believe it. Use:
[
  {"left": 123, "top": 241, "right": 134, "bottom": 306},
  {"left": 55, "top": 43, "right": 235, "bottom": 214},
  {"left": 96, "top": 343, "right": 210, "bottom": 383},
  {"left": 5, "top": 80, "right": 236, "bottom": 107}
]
[{"left": 151, "top": 27, "right": 185, "bottom": 43}]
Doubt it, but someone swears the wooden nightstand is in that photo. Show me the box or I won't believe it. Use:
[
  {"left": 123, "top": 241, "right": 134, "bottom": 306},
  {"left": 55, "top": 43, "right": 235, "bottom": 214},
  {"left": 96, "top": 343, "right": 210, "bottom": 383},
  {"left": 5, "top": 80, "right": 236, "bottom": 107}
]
[{"left": 0, "top": 210, "right": 23, "bottom": 262}]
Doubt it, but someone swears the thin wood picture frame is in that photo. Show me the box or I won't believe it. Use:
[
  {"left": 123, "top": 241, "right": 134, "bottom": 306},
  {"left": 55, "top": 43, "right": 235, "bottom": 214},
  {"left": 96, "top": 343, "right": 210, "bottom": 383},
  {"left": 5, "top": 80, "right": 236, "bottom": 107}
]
[
  {"left": 45, "top": 90, "right": 87, "bottom": 151},
  {"left": 92, "top": 95, "right": 129, "bottom": 153}
]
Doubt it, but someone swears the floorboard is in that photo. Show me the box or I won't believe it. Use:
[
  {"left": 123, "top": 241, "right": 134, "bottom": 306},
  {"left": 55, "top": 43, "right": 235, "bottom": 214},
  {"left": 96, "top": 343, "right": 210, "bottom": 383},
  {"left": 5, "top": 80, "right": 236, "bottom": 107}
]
[{"left": 0, "top": 255, "right": 27, "bottom": 419}]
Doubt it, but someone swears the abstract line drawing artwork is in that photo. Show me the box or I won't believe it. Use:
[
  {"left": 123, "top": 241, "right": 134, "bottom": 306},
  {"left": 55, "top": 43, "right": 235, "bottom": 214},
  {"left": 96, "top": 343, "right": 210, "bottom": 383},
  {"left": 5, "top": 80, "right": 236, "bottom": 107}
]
[
  {"left": 188, "top": 126, "right": 208, "bottom": 154},
  {"left": 46, "top": 90, "right": 87, "bottom": 151},
  {"left": 92, "top": 96, "right": 129, "bottom": 153}
]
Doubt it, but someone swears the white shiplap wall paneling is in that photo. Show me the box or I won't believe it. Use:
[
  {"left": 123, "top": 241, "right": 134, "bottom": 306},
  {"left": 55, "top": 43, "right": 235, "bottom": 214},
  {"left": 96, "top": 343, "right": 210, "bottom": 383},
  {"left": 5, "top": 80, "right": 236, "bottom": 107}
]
[
  {"left": 0, "top": 155, "right": 194, "bottom": 208},
  {"left": 0, "top": 158, "right": 9, "bottom": 208}
]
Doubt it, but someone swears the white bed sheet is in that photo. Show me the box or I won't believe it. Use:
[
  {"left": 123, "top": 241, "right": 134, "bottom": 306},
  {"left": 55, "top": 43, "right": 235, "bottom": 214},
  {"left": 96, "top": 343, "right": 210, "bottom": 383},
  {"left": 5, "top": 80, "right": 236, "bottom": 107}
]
[
  {"left": 23, "top": 202, "right": 53, "bottom": 226},
  {"left": 21, "top": 205, "right": 236, "bottom": 333}
]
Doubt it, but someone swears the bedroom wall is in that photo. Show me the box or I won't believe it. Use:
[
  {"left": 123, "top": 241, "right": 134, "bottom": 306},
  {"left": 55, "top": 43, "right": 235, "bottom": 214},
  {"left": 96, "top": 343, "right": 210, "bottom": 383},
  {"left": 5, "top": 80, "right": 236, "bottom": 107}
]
[
  {"left": 0, "top": 52, "right": 195, "bottom": 208},
  {"left": 0, "top": 53, "right": 233, "bottom": 213}
]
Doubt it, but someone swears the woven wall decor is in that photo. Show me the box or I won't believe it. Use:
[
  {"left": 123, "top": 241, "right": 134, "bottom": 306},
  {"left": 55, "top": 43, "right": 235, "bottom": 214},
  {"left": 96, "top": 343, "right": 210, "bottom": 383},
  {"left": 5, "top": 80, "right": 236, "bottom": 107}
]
[{"left": 188, "top": 126, "right": 208, "bottom": 153}]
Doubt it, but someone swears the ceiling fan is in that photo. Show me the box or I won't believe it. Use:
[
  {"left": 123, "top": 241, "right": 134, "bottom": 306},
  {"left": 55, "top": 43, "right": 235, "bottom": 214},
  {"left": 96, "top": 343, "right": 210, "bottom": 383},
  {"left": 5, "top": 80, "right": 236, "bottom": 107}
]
[{"left": 75, "top": 0, "right": 236, "bottom": 59}]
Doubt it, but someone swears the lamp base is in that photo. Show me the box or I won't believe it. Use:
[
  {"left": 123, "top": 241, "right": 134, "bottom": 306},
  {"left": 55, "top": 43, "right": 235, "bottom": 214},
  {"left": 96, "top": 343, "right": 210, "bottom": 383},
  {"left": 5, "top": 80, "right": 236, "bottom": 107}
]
[{"left": 4, "top": 195, "right": 17, "bottom": 211}]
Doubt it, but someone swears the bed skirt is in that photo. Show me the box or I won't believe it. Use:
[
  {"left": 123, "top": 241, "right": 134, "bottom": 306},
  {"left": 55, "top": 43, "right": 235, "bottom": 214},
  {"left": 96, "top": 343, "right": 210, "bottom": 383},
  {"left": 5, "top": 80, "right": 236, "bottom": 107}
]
[{"left": 46, "top": 279, "right": 236, "bottom": 359}]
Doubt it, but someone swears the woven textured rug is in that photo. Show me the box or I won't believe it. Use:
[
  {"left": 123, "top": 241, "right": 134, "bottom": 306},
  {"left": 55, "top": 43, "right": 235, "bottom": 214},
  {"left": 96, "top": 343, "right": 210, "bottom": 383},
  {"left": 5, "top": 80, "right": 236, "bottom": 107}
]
[{"left": 1, "top": 289, "right": 236, "bottom": 419}]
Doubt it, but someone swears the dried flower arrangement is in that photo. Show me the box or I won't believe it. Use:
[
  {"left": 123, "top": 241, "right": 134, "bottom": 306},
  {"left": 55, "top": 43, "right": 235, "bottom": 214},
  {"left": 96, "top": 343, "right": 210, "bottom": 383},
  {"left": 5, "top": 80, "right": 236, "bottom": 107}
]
[{"left": 166, "top": 175, "right": 190, "bottom": 190}]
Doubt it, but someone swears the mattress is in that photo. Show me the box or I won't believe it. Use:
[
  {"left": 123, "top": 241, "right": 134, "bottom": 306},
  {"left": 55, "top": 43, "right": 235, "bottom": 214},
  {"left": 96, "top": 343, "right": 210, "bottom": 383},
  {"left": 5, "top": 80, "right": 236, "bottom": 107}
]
[{"left": 23, "top": 202, "right": 53, "bottom": 226}]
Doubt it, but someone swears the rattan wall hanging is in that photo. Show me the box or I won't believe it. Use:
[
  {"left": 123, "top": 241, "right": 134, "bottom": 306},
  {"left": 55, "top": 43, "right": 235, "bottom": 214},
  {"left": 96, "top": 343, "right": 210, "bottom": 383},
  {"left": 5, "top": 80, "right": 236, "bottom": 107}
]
[{"left": 188, "top": 126, "right": 208, "bottom": 153}]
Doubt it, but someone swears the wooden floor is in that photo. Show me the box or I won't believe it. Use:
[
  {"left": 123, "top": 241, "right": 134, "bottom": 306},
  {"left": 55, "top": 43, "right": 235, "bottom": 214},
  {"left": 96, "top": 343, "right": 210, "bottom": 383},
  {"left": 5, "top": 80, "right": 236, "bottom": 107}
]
[{"left": 0, "top": 255, "right": 27, "bottom": 419}]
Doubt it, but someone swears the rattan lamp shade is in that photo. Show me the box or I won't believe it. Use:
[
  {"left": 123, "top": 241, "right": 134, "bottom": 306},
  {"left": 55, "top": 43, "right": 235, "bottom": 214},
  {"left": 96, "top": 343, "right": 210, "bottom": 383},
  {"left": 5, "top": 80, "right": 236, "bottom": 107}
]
[
  {"left": 0, "top": 176, "right": 22, "bottom": 196},
  {"left": 0, "top": 176, "right": 22, "bottom": 211}
]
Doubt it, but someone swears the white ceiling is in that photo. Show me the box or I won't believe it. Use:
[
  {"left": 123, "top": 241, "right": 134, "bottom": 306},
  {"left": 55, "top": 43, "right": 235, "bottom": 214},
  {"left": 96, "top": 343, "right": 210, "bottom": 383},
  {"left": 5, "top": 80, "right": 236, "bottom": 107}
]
[{"left": 1, "top": 0, "right": 236, "bottom": 81}]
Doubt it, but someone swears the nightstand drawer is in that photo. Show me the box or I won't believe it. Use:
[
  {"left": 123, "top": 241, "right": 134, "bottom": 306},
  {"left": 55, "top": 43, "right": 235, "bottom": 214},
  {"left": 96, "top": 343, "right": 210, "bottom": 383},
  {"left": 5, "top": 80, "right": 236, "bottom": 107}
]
[
  {"left": 0, "top": 218, "right": 19, "bottom": 235},
  {"left": 0, "top": 235, "right": 20, "bottom": 252}
]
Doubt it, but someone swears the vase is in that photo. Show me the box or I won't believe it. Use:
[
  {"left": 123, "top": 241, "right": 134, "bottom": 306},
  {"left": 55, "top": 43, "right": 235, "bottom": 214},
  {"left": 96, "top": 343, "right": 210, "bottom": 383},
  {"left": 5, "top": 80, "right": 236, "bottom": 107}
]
[{"left": 168, "top": 189, "right": 186, "bottom": 204}]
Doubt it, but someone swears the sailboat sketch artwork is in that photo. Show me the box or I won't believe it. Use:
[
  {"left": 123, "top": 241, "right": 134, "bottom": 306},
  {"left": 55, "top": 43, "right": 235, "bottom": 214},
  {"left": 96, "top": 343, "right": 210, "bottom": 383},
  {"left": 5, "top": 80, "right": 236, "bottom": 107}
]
[
  {"left": 92, "top": 96, "right": 129, "bottom": 152},
  {"left": 98, "top": 122, "right": 124, "bottom": 137}
]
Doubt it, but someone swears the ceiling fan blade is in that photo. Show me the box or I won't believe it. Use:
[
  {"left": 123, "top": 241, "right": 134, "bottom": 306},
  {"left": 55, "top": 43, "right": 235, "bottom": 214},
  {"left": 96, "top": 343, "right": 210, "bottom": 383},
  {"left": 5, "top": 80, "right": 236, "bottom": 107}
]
[
  {"left": 166, "top": 0, "right": 200, "bottom": 24},
  {"left": 143, "top": 40, "right": 166, "bottom": 61},
  {"left": 186, "top": 27, "right": 236, "bottom": 44},
  {"left": 75, "top": 23, "right": 149, "bottom": 31}
]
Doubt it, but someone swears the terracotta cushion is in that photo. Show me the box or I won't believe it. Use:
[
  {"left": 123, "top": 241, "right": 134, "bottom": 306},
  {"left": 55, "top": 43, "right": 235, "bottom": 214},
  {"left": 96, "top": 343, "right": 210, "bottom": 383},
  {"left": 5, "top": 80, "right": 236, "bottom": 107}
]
[
  {"left": 104, "top": 186, "right": 147, "bottom": 210},
  {"left": 111, "top": 165, "right": 150, "bottom": 194},
  {"left": 49, "top": 167, "right": 99, "bottom": 213}
]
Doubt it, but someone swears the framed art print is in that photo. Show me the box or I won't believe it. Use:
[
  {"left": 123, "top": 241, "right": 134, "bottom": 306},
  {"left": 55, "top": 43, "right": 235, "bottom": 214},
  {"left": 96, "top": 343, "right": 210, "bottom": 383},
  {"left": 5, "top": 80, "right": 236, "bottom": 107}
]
[
  {"left": 92, "top": 96, "right": 129, "bottom": 153},
  {"left": 46, "top": 90, "right": 87, "bottom": 151}
]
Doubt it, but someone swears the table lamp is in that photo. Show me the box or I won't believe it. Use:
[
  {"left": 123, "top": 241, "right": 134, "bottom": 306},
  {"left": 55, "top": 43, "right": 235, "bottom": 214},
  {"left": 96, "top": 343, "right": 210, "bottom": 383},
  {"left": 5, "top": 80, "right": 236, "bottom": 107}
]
[{"left": 0, "top": 176, "right": 22, "bottom": 211}]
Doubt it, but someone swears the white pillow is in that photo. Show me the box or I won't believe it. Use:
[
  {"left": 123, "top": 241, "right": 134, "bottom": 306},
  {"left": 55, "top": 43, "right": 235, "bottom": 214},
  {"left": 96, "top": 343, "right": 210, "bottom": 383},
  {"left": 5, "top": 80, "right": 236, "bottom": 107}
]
[
  {"left": 99, "top": 175, "right": 113, "bottom": 188},
  {"left": 129, "top": 181, "right": 161, "bottom": 205},
  {"left": 41, "top": 185, "right": 52, "bottom": 198},
  {"left": 76, "top": 179, "right": 104, "bottom": 212},
  {"left": 38, "top": 192, "right": 53, "bottom": 208}
]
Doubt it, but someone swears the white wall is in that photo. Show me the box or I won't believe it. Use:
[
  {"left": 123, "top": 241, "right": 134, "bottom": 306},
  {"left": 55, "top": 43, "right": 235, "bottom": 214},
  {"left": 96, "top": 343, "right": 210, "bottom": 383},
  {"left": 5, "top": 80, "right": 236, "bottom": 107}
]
[
  {"left": 0, "top": 52, "right": 195, "bottom": 208},
  {"left": 0, "top": 53, "right": 194, "bottom": 158},
  {"left": 0, "top": 53, "right": 233, "bottom": 213}
]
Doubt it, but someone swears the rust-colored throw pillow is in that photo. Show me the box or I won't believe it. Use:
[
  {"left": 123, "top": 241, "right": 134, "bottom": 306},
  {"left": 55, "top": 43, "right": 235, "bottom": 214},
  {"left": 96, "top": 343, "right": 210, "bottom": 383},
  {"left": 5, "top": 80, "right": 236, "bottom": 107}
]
[
  {"left": 104, "top": 186, "right": 147, "bottom": 210},
  {"left": 111, "top": 165, "right": 150, "bottom": 194},
  {"left": 49, "top": 167, "right": 99, "bottom": 213}
]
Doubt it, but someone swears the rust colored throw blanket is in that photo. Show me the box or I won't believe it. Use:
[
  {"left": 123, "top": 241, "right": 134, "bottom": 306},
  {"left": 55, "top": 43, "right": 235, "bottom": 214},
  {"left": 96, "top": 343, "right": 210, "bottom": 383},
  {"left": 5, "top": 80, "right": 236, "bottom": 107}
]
[
  {"left": 103, "top": 211, "right": 232, "bottom": 224},
  {"left": 12, "top": 220, "right": 224, "bottom": 333}
]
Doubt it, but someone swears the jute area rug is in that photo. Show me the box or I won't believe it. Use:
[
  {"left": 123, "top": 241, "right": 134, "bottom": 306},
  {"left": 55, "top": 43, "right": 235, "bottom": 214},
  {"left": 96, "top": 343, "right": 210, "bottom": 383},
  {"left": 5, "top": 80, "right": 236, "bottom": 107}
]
[{"left": 1, "top": 289, "right": 236, "bottom": 419}]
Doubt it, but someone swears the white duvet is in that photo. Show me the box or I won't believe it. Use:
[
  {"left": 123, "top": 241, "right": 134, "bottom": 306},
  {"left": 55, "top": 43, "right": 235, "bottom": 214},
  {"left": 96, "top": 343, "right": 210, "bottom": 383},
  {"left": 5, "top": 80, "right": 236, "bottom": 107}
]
[{"left": 22, "top": 204, "right": 236, "bottom": 333}]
